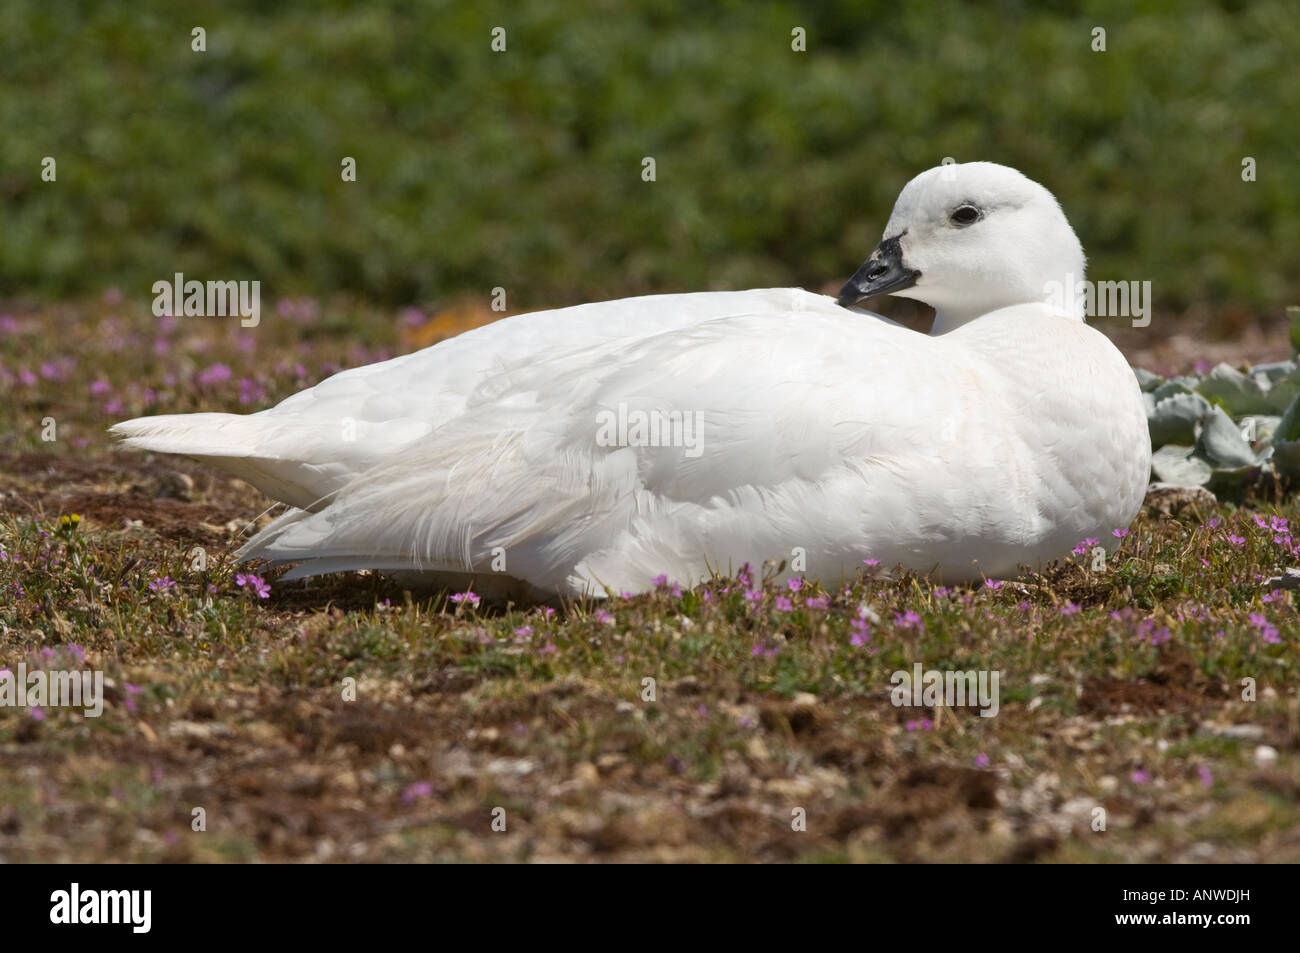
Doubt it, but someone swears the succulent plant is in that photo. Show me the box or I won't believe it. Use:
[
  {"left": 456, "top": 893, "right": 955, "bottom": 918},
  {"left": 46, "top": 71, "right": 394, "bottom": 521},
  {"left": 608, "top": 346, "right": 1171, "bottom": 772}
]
[{"left": 1140, "top": 312, "right": 1300, "bottom": 489}]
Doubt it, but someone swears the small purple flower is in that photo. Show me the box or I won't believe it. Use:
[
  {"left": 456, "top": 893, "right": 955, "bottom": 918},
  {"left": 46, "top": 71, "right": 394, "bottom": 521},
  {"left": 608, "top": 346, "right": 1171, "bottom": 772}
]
[
  {"left": 1131, "top": 769, "right": 1150, "bottom": 784},
  {"left": 238, "top": 377, "right": 266, "bottom": 405},
  {"left": 1227, "top": 534, "right": 1246, "bottom": 547},
  {"left": 1112, "top": 528, "right": 1128, "bottom": 539},
  {"left": 975, "top": 752, "right": 990, "bottom": 768},
  {"left": 1060, "top": 602, "right": 1081, "bottom": 616},
  {"left": 449, "top": 591, "right": 480, "bottom": 608},
  {"left": 196, "top": 363, "right": 233, "bottom": 386},
  {"left": 235, "top": 572, "right": 271, "bottom": 599},
  {"left": 402, "top": 781, "right": 434, "bottom": 804},
  {"left": 1197, "top": 763, "right": 1213, "bottom": 788},
  {"left": 1145, "top": 626, "right": 1172, "bottom": 646},
  {"left": 894, "top": 610, "right": 923, "bottom": 632},
  {"left": 774, "top": 596, "right": 794, "bottom": 612},
  {"left": 1249, "top": 612, "right": 1281, "bottom": 644},
  {"left": 805, "top": 594, "right": 829, "bottom": 609},
  {"left": 1071, "top": 537, "right": 1099, "bottom": 557},
  {"left": 148, "top": 575, "right": 176, "bottom": 593},
  {"left": 849, "top": 617, "right": 871, "bottom": 647},
  {"left": 787, "top": 577, "right": 803, "bottom": 593}
]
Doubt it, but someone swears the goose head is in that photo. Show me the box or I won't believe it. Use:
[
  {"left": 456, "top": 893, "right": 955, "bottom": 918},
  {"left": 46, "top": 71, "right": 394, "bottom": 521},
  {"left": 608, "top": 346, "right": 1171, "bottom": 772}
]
[{"left": 838, "top": 161, "right": 1086, "bottom": 334}]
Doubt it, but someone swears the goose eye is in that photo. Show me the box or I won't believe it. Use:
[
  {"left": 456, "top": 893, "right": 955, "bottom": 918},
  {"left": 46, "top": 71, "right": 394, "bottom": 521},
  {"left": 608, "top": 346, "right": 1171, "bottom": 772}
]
[{"left": 949, "top": 204, "right": 982, "bottom": 227}]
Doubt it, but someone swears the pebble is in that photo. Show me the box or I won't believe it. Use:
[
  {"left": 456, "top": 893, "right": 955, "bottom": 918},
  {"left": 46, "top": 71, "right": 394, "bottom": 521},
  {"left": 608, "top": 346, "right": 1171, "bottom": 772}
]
[{"left": 1255, "top": 745, "right": 1279, "bottom": 765}]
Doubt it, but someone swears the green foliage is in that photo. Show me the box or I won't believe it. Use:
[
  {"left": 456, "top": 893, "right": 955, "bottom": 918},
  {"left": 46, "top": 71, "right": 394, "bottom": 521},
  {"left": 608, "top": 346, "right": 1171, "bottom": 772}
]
[
  {"left": 1142, "top": 355, "right": 1300, "bottom": 485},
  {"left": 2, "top": 0, "right": 1297, "bottom": 310}
]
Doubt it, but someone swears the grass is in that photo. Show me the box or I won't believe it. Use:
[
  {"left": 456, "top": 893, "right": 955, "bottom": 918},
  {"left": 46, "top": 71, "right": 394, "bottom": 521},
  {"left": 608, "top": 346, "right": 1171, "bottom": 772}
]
[{"left": 1, "top": 298, "right": 1297, "bottom": 862}]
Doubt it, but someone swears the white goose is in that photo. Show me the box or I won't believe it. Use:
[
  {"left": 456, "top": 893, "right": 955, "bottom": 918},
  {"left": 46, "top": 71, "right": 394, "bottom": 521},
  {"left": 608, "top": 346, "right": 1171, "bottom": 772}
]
[{"left": 113, "top": 162, "right": 1151, "bottom": 598}]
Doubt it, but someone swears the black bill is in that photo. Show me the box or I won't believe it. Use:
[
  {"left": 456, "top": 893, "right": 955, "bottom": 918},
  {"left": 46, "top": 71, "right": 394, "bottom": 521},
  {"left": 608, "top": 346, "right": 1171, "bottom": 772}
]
[{"left": 836, "top": 235, "right": 921, "bottom": 307}]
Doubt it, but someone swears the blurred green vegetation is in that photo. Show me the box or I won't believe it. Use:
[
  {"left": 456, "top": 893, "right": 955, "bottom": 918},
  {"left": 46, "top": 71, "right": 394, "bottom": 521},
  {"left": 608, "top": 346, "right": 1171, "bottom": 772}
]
[{"left": 1, "top": 0, "right": 1296, "bottom": 312}]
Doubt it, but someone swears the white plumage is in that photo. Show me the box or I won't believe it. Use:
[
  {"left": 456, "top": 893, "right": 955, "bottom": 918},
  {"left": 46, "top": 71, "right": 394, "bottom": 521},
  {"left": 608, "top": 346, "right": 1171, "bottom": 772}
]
[{"left": 112, "top": 162, "right": 1151, "bottom": 597}]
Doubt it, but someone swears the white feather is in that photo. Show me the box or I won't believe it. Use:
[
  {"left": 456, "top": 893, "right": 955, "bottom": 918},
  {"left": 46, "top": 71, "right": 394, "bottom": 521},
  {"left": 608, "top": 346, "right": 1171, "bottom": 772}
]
[{"left": 112, "top": 163, "right": 1151, "bottom": 597}]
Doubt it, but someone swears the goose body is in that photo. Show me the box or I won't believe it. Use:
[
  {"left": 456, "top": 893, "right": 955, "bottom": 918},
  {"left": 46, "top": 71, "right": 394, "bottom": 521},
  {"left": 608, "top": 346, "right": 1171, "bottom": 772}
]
[{"left": 113, "top": 162, "right": 1151, "bottom": 597}]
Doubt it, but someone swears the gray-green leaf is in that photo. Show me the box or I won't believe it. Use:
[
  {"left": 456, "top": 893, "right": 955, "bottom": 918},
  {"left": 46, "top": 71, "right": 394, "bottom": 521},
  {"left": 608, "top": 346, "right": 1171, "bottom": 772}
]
[
  {"left": 1194, "top": 405, "right": 1261, "bottom": 468},
  {"left": 1195, "top": 363, "right": 1275, "bottom": 416},
  {"left": 1147, "top": 392, "right": 1210, "bottom": 448},
  {"left": 1133, "top": 367, "right": 1164, "bottom": 392}
]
